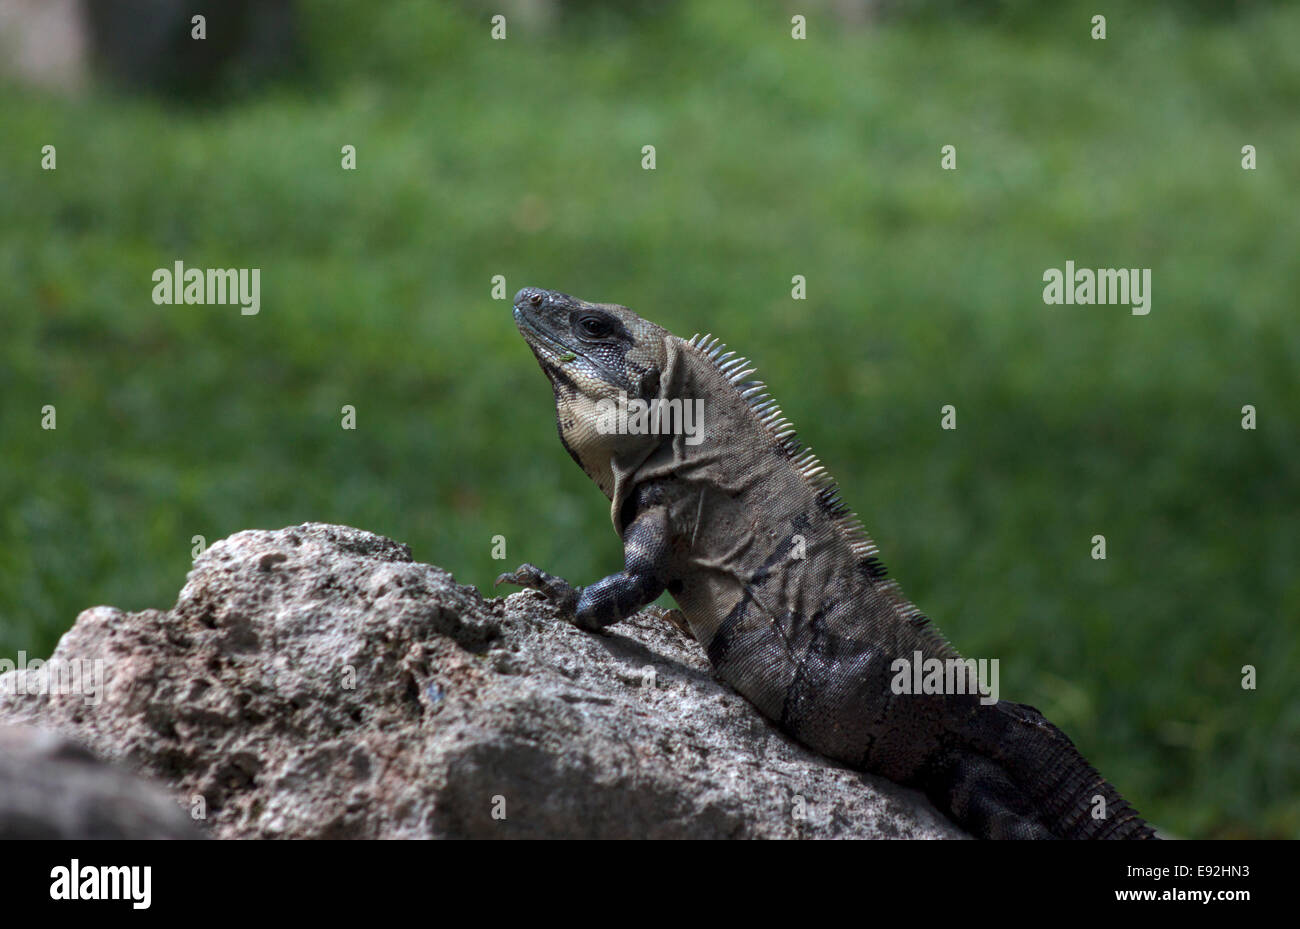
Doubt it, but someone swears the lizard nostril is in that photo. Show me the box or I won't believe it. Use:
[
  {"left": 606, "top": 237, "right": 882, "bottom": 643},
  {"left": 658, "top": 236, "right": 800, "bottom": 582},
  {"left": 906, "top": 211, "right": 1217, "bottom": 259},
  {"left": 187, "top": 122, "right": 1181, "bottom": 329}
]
[{"left": 529, "top": 292, "right": 543, "bottom": 307}]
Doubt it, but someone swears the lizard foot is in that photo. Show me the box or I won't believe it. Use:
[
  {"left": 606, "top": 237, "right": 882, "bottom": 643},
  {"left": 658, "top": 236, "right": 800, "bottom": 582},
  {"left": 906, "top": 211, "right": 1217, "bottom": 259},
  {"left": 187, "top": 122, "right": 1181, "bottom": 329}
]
[{"left": 494, "top": 563, "right": 580, "bottom": 615}]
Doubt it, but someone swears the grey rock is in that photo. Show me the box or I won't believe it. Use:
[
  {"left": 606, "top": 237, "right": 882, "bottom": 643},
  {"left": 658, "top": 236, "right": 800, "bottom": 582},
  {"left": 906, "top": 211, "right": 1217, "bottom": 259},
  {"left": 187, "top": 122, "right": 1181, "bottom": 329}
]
[
  {"left": 0, "top": 726, "right": 201, "bottom": 839},
  {"left": 0, "top": 523, "right": 967, "bottom": 839}
]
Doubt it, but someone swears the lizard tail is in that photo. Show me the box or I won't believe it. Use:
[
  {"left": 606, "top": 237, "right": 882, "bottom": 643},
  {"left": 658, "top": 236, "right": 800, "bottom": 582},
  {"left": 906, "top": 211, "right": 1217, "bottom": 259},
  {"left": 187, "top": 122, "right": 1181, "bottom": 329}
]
[{"left": 926, "top": 700, "right": 1158, "bottom": 840}]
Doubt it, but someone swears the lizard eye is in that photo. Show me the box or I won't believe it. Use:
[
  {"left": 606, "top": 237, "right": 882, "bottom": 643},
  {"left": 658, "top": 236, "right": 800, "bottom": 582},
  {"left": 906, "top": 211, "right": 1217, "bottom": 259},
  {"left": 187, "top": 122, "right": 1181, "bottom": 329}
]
[{"left": 577, "top": 315, "right": 613, "bottom": 339}]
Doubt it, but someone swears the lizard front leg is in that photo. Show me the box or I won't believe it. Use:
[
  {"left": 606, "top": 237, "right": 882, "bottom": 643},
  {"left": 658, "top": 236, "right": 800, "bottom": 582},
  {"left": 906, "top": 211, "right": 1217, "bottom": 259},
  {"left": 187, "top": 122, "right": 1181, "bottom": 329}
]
[{"left": 495, "top": 505, "right": 671, "bottom": 632}]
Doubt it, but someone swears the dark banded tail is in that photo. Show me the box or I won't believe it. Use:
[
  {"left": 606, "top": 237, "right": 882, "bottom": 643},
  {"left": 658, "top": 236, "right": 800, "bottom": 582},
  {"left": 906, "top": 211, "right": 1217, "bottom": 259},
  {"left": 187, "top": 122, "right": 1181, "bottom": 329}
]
[{"left": 926, "top": 699, "right": 1157, "bottom": 840}]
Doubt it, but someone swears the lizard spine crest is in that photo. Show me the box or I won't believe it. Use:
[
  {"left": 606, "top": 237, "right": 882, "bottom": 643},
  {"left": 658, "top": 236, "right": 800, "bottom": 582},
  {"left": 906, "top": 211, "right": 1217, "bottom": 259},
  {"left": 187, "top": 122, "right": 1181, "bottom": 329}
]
[{"left": 683, "top": 332, "right": 942, "bottom": 639}]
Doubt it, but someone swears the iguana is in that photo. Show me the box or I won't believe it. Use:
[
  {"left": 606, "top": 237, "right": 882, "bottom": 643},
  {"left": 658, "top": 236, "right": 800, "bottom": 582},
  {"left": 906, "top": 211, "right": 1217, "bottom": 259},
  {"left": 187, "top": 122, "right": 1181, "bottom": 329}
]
[{"left": 497, "top": 286, "right": 1157, "bottom": 840}]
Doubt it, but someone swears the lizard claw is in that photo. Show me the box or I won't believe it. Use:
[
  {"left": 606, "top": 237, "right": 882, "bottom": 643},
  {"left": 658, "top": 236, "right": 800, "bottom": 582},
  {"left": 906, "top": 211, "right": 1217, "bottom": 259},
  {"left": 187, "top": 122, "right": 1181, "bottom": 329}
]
[
  {"left": 494, "top": 563, "right": 581, "bottom": 614},
  {"left": 495, "top": 564, "right": 544, "bottom": 588}
]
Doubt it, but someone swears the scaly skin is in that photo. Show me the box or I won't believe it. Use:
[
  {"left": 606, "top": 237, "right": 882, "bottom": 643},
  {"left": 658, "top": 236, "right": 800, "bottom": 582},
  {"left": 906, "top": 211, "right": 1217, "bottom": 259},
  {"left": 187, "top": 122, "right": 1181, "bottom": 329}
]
[{"left": 498, "top": 286, "right": 1157, "bottom": 840}]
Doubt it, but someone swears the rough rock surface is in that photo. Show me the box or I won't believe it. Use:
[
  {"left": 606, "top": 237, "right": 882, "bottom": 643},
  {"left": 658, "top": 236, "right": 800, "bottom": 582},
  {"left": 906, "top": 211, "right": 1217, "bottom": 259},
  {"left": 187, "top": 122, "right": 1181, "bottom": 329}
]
[{"left": 0, "top": 523, "right": 967, "bottom": 839}]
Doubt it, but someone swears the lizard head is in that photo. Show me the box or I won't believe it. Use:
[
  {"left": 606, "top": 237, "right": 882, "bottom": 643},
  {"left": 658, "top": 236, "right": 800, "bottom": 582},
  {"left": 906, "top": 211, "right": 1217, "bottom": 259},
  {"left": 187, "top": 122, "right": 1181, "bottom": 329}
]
[{"left": 512, "top": 287, "right": 669, "bottom": 498}]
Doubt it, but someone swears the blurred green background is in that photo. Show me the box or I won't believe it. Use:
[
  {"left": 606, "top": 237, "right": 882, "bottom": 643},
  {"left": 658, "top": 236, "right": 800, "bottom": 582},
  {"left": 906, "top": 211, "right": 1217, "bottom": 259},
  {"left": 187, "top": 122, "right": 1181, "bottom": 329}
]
[{"left": 1, "top": 0, "right": 1296, "bottom": 838}]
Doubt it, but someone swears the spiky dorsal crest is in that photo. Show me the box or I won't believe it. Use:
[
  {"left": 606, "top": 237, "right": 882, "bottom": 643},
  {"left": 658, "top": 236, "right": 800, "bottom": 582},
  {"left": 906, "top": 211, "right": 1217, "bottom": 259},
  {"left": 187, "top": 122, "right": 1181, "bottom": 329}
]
[{"left": 683, "top": 332, "right": 938, "bottom": 634}]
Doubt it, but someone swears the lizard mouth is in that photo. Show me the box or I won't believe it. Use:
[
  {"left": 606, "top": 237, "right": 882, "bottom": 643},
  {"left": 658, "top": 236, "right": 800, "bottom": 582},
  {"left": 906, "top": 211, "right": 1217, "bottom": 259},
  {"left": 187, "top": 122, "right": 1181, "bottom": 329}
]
[{"left": 513, "top": 307, "right": 569, "bottom": 360}]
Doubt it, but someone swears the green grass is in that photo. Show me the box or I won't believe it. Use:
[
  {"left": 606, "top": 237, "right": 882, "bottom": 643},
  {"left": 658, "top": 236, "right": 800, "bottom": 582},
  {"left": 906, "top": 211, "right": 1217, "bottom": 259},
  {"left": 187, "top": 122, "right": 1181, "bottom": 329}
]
[{"left": 1, "top": 0, "right": 1296, "bottom": 838}]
